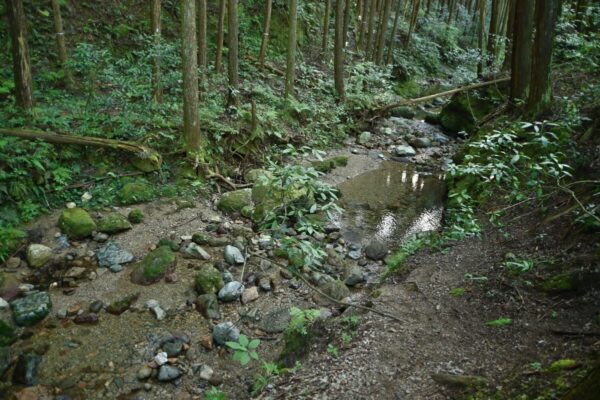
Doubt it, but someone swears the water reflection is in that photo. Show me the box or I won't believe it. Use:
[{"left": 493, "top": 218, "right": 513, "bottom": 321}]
[{"left": 337, "top": 161, "right": 446, "bottom": 247}]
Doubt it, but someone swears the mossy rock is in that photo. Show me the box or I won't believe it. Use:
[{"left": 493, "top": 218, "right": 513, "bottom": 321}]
[
  {"left": 0, "top": 272, "right": 20, "bottom": 300},
  {"left": 252, "top": 181, "right": 311, "bottom": 222},
  {"left": 311, "top": 156, "right": 349, "bottom": 173},
  {"left": 439, "top": 86, "right": 504, "bottom": 135},
  {"left": 549, "top": 359, "right": 578, "bottom": 372},
  {"left": 97, "top": 213, "right": 132, "bottom": 234},
  {"left": 0, "top": 320, "right": 16, "bottom": 347},
  {"left": 194, "top": 266, "right": 224, "bottom": 295},
  {"left": 10, "top": 292, "right": 52, "bottom": 327},
  {"left": 157, "top": 238, "right": 180, "bottom": 252},
  {"left": 391, "top": 106, "right": 417, "bottom": 119},
  {"left": 216, "top": 189, "right": 253, "bottom": 215},
  {"left": 58, "top": 208, "right": 97, "bottom": 239},
  {"left": 128, "top": 209, "right": 144, "bottom": 224},
  {"left": 118, "top": 181, "right": 154, "bottom": 205},
  {"left": 244, "top": 169, "right": 272, "bottom": 183},
  {"left": 130, "top": 246, "right": 176, "bottom": 285},
  {"left": 130, "top": 153, "right": 161, "bottom": 172},
  {"left": 542, "top": 273, "right": 576, "bottom": 294},
  {"left": 106, "top": 293, "right": 140, "bottom": 315}
]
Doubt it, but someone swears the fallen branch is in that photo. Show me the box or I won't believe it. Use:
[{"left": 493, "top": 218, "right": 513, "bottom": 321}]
[
  {"left": 0, "top": 128, "right": 161, "bottom": 171},
  {"left": 374, "top": 76, "right": 510, "bottom": 116},
  {"left": 206, "top": 170, "right": 252, "bottom": 190},
  {"left": 249, "top": 251, "right": 405, "bottom": 324},
  {"left": 245, "top": 54, "right": 285, "bottom": 76},
  {"left": 550, "top": 329, "right": 600, "bottom": 337}
]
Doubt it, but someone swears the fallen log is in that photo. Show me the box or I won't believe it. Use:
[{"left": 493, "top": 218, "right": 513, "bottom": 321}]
[
  {"left": 0, "top": 128, "right": 162, "bottom": 172},
  {"left": 245, "top": 54, "right": 285, "bottom": 76},
  {"left": 374, "top": 76, "right": 510, "bottom": 116}
]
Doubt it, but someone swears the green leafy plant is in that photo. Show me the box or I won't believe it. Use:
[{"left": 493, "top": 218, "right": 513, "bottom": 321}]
[
  {"left": 503, "top": 259, "right": 534, "bottom": 274},
  {"left": 225, "top": 334, "right": 261, "bottom": 367},
  {"left": 287, "top": 307, "right": 321, "bottom": 336},
  {"left": 327, "top": 344, "right": 339, "bottom": 358},
  {"left": 486, "top": 318, "right": 513, "bottom": 327},
  {"left": 204, "top": 387, "right": 227, "bottom": 400}
]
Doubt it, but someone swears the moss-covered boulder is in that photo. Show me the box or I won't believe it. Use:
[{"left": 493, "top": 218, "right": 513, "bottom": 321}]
[
  {"left": 252, "top": 180, "right": 310, "bottom": 222},
  {"left": 391, "top": 106, "right": 417, "bottom": 119},
  {"left": 216, "top": 189, "right": 253, "bottom": 215},
  {"left": 194, "top": 266, "right": 224, "bottom": 295},
  {"left": 0, "top": 320, "right": 16, "bottom": 346},
  {"left": 118, "top": 181, "right": 154, "bottom": 205},
  {"left": 131, "top": 153, "right": 161, "bottom": 173},
  {"left": 97, "top": 213, "right": 132, "bottom": 234},
  {"left": 439, "top": 87, "right": 503, "bottom": 135},
  {"left": 130, "top": 246, "right": 176, "bottom": 285},
  {"left": 311, "top": 156, "right": 349, "bottom": 174},
  {"left": 58, "top": 208, "right": 97, "bottom": 239},
  {"left": 0, "top": 272, "right": 20, "bottom": 301},
  {"left": 106, "top": 293, "right": 140, "bottom": 315},
  {"left": 244, "top": 169, "right": 272, "bottom": 183},
  {"left": 128, "top": 209, "right": 144, "bottom": 224}
]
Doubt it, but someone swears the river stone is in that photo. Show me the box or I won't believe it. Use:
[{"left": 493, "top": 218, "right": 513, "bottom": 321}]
[
  {"left": 212, "top": 322, "right": 240, "bottom": 345},
  {"left": 251, "top": 180, "right": 309, "bottom": 222},
  {"left": 97, "top": 242, "right": 134, "bottom": 268},
  {"left": 217, "top": 189, "right": 253, "bottom": 214},
  {"left": 130, "top": 246, "right": 175, "bottom": 285},
  {"left": 12, "top": 353, "right": 41, "bottom": 386},
  {"left": 163, "top": 340, "right": 183, "bottom": 357},
  {"left": 391, "top": 106, "right": 416, "bottom": 119},
  {"left": 365, "top": 240, "right": 388, "bottom": 260},
  {"left": 106, "top": 293, "right": 139, "bottom": 315},
  {"left": 224, "top": 245, "right": 245, "bottom": 265},
  {"left": 137, "top": 365, "right": 152, "bottom": 381},
  {"left": 409, "top": 137, "right": 433, "bottom": 148},
  {"left": 394, "top": 145, "right": 417, "bottom": 157},
  {"left": 194, "top": 267, "right": 224, "bottom": 294},
  {"left": 195, "top": 294, "right": 220, "bottom": 319},
  {"left": 357, "top": 131, "right": 372, "bottom": 145},
  {"left": 345, "top": 265, "right": 366, "bottom": 286},
  {"left": 218, "top": 281, "right": 244, "bottom": 302},
  {"left": 118, "top": 181, "right": 153, "bottom": 205},
  {"left": 97, "top": 213, "right": 132, "bottom": 234},
  {"left": 321, "top": 280, "right": 351, "bottom": 301},
  {"left": 26, "top": 244, "right": 53, "bottom": 268},
  {"left": 0, "top": 319, "right": 16, "bottom": 346},
  {"left": 158, "top": 365, "right": 182, "bottom": 382},
  {"left": 241, "top": 286, "right": 259, "bottom": 304},
  {"left": 0, "top": 272, "right": 21, "bottom": 301},
  {"left": 257, "top": 308, "right": 291, "bottom": 334},
  {"left": 10, "top": 292, "right": 52, "bottom": 326},
  {"left": 58, "top": 208, "right": 96, "bottom": 239},
  {"left": 182, "top": 243, "right": 211, "bottom": 260},
  {"left": 198, "top": 365, "right": 214, "bottom": 381}
]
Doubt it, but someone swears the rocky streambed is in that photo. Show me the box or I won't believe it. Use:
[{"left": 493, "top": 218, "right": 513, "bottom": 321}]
[{"left": 0, "top": 115, "right": 456, "bottom": 399}]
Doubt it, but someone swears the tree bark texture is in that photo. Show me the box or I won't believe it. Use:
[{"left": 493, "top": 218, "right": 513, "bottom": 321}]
[
  {"left": 151, "top": 0, "right": 162, "bottom": 103},
  {"left": 51, "top": 0, "right": 73, "bottom": 88},
  {"left": 215, "top": 0, "right": 226, "bottom": 72},
  {"left": 182, "top": 0, "right": 201, "bottom": 153},
  {"left": 334, "top": 0, "right": 346, "bottom": 100},
  {"left": 5, "top": 0, "right": 33, "bottom": 109},
  {"left": 258, "top": 0, "right": 273, "bottom": 67},
  {"left": 227, "top": 0, "right": 239, "bottom": 106},
  {"left": 510, "top": 0, "right": 535, "bottom": 101}
]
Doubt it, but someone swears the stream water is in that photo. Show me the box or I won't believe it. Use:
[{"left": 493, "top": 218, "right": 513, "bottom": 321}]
[{"left": 335, "top": 161, "right": 446, "bottom": 247}]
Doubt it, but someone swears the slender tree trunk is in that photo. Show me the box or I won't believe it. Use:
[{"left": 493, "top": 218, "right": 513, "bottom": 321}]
[
  {"left": 476, "top": 0, "right": 486, "bottom": 77},
  {"left": 334, "top": 0, "right": 346, "bottom": 100},
  {"left": 510, "top": 0, "right": 535, "bottom": 101},
  {"left": 375, "top": 0, "right": 392, "bottom": 64},
  {"left": 501, "top": 0, "right": 515, "bottom": 71},
  {"left": 198, "top": 0, "right": 207, "bottom": 71},
  {"left": 527, "top": 0, "right": 562, "bottom": 115},
  {"left": 386, "top": 0, "right": 402, "bottom": 64},
  {"left": 285, "top": 0, "right": 298, "bottom": 98},
  {"left": 182, "top": 0, "right": 201, "bottom": 153},
  {"left": 151, "top": 0, "right": 162, "bottom": 103},
  {"left": 365, "top": 0, "right": 377, "bottom": 54},
  {"left": 358, "top": 0, "right": 369, "bottom": 50},
  {"left": 258, "top": 0, "right": 273, "bottom": 68},
  {"left": 343, "top": 0, "right": 352, "bottom": 48},
  {"left": 227, "top": 0, "right": 239, "bottom": 106},
  {"left": 5, "top": 0, "right": 33, "bottom": 110},
  {"left": 51, "top": 0, "right": 73, "bottom": 88},
  {"left": 405, "top": 0, "right": 421, "bottom": 48},
  {"left": 322, "top": 0, "right": 332, "bottom": 52},
  {"left": 215, "top": 0, "right": 226, "bottom": 72},
  {"left": 486, "top": 0, "right": 500, "bottom": 68}
]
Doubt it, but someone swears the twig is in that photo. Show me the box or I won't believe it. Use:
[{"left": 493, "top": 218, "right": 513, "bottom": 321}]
[
  {"left": 249, "top": 251, "right": 405, "bottom": 324},
  {"left": 556, "top": 180, "right": 600, "bottom": 224},
  {"left": 550, "top": 329, "right": 600, "bottom": 337},
  {"left": 206, "top": 169, "right": 252, "bottom": 191}
]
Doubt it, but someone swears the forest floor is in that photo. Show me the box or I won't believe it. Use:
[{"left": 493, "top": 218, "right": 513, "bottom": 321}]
[{"left": 3, "top": 114, "right": 599, "bottom": 400}]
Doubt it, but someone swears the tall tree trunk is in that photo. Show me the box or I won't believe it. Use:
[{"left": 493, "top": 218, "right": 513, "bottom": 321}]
[
  {"left": 285, "top": 0, "right": 298, "bottom": 98},
  {"left": 527, "top": 0, "right": 561, "bottom": 115},
  {"left": 476, "top": 0, "right": 486, "bottom": 77},
  {"left": 182, "top": 0, "right": 201, "bottom": 154},
  {"left": 322, "top": 0, "right": 332, "bottom": 52},
  {"left": 510, "top": 0, "right": 535, "bottom": 101},
  {"left": 386, "top": 0, "right": 403, "bottom": 64},
  {"left": 51, "top": 0, "right": 73, "bottom": 88},
  {"left": 501, "top": 0, "right": 515, "bottom": 71},
  {"left": 343, "top": 0, "right": 352, "bottom": 48},
  {"left": 405, "top": 0, "right": 421, "bottom": 48},
  {"left": 365, "top": 0, "right": 377, "bottom": 54},
  {"left": 375, "top": 0, "right": 392, "bottom": 64},
  {"left": 215, "top": 0, "right": 226, "bottom": 72},
  {"left": 357, "top": 0, "right": 368, "bottom": 50},
  {"left": 258, "top": 0, "right": 273, "bottom": 68},
  {"left": 5, "top": 0, "right": 33, "bottom": 110},
  {"left": 334, "top": 0, "right": 346, "bottom": 100},
  {"left": 151, "top": 0, "right": 162, "bottom": 103},
  {"left": 486, "top": 0, "right": 501, "bottom": 68},
  {"left": 198, "top": 0, "right": 207, "bottom": 71},
  {"left": 227, "top": 0, "right": 239, "bottom": 106}
]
